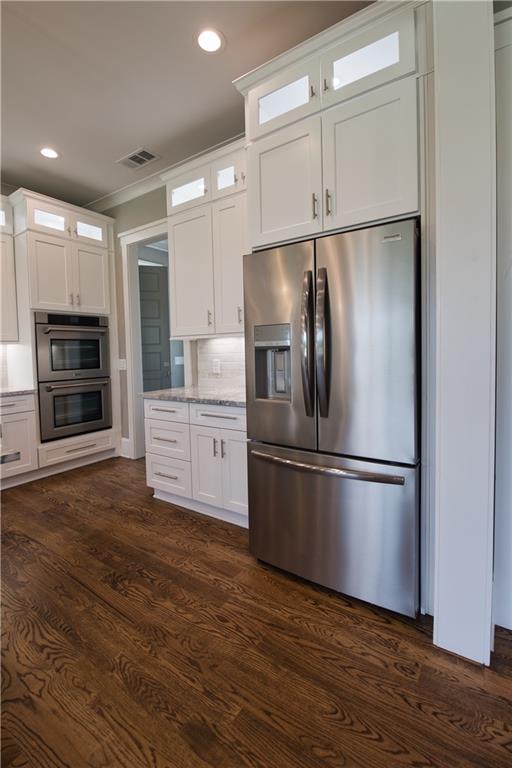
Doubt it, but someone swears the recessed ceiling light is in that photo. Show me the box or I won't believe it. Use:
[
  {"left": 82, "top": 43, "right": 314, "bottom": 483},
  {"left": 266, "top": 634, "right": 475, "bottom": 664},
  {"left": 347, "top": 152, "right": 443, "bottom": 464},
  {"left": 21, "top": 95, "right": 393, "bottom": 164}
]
[
  {"left": 40, "top": 147, "right": 59, "bottom": 159},
  {"left": 197, "top": 29, "right": 224, "bottom": 53}
]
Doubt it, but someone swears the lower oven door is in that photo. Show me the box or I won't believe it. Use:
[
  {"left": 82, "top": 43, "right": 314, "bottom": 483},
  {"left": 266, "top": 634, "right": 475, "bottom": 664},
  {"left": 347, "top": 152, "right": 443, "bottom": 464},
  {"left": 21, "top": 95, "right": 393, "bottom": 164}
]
[{"left": 39, "top": 379, "right": 112, "bottom": 442}]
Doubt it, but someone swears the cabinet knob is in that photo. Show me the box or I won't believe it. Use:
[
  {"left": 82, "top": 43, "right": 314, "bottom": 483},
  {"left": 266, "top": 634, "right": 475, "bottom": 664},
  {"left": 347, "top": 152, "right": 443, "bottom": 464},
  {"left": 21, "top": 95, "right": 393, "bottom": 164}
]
[
  {"left": 237, "top": 306, "right": 243, "bottom": 324},
  {"left": 207, "top": 309, "right": 213, "bottom": 327},
  {"left": 76, "top": 293, "right": 81, "bottom": 306},
  {"left": 323, "top": 78, "right": 329, "bottom": 92},
  {"left": 212, "top": 438, "right": 218, "bottom": 457},
  {"left": 325, "top": 189, "right": 332, "bottom": 217},
  {"left": 70, "top": 293, "right": 74, "bottom": 306},
  {"left": 221, "top": 439, "right": 226, "bottom": 459},
  {"left": 310, "top": 84, "right": 316, "bottom": 98}
]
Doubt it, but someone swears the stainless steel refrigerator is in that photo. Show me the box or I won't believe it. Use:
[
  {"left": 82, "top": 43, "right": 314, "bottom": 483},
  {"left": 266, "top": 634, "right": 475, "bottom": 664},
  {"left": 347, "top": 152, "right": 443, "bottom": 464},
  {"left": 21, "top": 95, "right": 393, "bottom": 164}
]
[{"left": 244, "top": 218, "right": 420, "bottom": 617}]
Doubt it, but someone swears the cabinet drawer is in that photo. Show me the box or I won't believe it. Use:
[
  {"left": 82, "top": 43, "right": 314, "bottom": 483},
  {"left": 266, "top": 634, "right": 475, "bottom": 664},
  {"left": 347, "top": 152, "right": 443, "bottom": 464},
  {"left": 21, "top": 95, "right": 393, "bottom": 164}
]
[
  {"left": 0, "top": 411, "right": 38, "bottom": 479},
  {"left": 189, "top": 403, "right": 246, "bottom": 432},
  {"left": 146, "top": 453, "right": 192, "bottom": 498},
  {"left": 0, "top": 394, "right": 35, "bottom": 416},
  {"left": 145, "top": 419, "right": 190, "bottom": 461},
  {"left": 38, "top": 430, "right": 114, "bottom": 468},
  {"left": 144, "top": 400, "right": 189, "bottom": 423}
]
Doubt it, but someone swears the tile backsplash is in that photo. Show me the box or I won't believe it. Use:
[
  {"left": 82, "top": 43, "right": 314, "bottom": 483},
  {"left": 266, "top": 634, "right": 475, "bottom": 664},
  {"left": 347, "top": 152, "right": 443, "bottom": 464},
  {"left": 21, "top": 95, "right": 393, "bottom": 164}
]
[{"left": 196, "top": 337, "right": 245, "bottom": 388}]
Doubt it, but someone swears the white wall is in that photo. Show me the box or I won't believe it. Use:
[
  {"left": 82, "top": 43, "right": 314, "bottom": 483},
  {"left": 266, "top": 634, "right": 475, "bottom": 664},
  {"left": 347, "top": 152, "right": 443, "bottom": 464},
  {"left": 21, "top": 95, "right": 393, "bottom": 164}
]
[
  {"left": 433, "top": 1, "right": 496, "bottom": 664},
  {"left": 196, "top": 336, "right": 245, "bottom": 389},
  {"left": 494, "top": 11, "right": 512, "bottom": 631}
]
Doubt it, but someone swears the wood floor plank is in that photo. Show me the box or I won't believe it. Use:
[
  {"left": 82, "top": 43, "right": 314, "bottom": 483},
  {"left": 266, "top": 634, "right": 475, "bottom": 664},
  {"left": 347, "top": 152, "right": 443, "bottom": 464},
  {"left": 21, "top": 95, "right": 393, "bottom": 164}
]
[{"left": 2, "top": 457, "right": 512, "bottom": 768}]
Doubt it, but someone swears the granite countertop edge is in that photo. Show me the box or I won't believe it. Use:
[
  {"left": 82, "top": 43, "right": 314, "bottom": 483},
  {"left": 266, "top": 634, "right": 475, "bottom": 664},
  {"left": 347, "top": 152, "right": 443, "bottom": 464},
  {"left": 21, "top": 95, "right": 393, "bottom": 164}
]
[
  {"left": 140, "top": 387, "right": 246, "bottom": 408},
  {"left": 0, "top": 388, "right": 37, "bottom": 398}
]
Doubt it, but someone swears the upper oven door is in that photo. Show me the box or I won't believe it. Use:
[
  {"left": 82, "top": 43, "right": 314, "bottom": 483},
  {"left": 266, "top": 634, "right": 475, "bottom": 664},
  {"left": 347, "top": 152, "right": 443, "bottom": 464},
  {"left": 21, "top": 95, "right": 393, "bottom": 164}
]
[{"left": 36, "top": 323, "right": 110, "bottom": 382}]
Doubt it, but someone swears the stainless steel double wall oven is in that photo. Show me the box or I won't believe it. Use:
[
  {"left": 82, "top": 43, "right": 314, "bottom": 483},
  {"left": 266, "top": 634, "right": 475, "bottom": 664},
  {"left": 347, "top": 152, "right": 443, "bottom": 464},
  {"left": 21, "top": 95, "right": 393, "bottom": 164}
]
[
  {"left": 244, "top": 219, "right": 420, "bottom": 617},
  {"left": 36, "top": 312, "right": 112, "bottom": 442}
]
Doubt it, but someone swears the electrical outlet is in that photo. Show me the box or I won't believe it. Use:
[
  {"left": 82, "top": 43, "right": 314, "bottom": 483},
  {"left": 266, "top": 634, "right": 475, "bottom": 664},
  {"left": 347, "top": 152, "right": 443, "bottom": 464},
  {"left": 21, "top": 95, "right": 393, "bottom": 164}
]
[{"left": 212, "top": 359, "right": 221, "bottom": 375}]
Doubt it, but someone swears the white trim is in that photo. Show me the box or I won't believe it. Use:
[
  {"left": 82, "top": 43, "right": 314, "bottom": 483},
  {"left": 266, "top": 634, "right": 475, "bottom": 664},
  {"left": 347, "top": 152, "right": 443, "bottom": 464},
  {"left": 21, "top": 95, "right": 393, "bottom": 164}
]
[
  {"left": 121, "top": 220, "right": 169, "bottom": 459},
  {"left": 495, "top": 12, "right": 512, "bottom": 51},
  {"left": 0, "top": 450, "right": 117, "bottom": 490},
  {"left": 120, "top": 437, "right": 132, "bottom": 458},
  {"left": 432, "top": 1, "right": 496, "bottom": 665},
  {"left": 118, "top": 218, "right": 168, "bottom": 243},
  {"left": 154, "top": 488, "right": 248, "bottom": 529},
  {"left": 233, "top": 0, "right": 425, "bottom": 94},
  {"left": 87, "top": 136, "right": 245, "bottom": 213}
]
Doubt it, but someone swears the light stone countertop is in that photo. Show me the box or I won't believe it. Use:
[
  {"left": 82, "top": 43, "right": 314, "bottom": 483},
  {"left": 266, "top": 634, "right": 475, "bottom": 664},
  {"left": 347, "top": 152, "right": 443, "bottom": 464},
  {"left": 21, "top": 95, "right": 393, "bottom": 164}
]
[
  {"left": 0, "top": 387, "right": 36, "bottom": 398},
  {"left": 141, "top": 384, "right": 246, "bottom": 408}
]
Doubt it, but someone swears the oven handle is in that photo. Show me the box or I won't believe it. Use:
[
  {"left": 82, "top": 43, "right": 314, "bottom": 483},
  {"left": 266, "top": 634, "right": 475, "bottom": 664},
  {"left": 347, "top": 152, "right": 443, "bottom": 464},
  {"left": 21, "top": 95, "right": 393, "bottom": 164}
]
[
  {"left": 45, "top": 379, "right": 110, "bottom": 392},
  {"left": 43, "top": 326, "right": 108, "bottom": 335}
]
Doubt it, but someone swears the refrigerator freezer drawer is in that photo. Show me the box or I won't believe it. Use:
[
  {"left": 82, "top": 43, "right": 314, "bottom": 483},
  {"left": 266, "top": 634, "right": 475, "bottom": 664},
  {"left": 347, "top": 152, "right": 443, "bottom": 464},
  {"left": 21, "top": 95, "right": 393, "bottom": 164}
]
[{"left": 248, "top": 443, "right": 419, "bottom": 617}]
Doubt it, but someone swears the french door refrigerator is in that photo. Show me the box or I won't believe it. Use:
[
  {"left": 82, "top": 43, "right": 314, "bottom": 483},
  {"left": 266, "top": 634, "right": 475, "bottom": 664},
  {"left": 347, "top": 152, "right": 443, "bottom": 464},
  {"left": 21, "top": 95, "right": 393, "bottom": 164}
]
[{"left": 244, "top": 218, "right": 420, "bottom": 617}]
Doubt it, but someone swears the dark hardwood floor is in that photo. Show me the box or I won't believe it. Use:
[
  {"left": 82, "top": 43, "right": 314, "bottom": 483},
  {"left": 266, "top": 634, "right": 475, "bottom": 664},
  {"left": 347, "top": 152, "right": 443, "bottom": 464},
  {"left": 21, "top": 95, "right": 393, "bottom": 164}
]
[{"left": 2, "top": 457, "right": 511, "bottom": 768}]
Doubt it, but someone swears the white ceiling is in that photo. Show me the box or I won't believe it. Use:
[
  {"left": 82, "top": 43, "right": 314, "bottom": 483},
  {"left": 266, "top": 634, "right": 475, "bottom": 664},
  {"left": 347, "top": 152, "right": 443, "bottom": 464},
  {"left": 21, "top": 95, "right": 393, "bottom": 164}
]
[{"left": 1, "top": 1, "right": 370, "bottom": 206}]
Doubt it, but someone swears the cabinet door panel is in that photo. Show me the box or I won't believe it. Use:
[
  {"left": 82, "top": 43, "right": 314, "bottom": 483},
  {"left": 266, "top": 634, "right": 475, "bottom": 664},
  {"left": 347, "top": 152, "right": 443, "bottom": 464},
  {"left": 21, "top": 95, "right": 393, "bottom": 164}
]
[
  {"left": 220, "top": 429, "right": 248, "bottom": 516},
  {"left": 322, "top": 77, "right": 418, "bottom": 230},
  {"left": 248, "top": 117, "right": 322, "bottom": 248},
  {"left": 28, "top": 231, "right": 74, "bottom": 311},
  {"left": 190, "top": 425, "right": 223, "bottom": 508},
  {"left": 169, "top": 206, "right": 215, "bottom": 336},
  {"left": 212, "top": 194, "right": 247, "bottom": 334},
  {"left": 75, "top": 243, "right": 110, "bottom": 314},
  {"left": 211, "top": 150, "right": 246, "bottom": 200},
  {"left": 0, "top": 235, "right": 18, "bottom": 341},
  {"left": 0, "top": 411, "right": 38, "bottom": 479},
  {"left": 72, "top": 213, "right": 108, "bottom": 247},
  {"left": 166, "top": 164, "right": 211, "bottom": 215}
]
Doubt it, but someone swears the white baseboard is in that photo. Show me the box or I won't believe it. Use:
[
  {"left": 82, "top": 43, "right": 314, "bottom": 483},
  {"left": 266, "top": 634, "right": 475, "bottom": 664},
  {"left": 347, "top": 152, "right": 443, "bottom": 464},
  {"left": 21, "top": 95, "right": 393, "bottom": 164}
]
[
  {"left": 154, "top": 489, "right": 248, "bottom": 529},
  {"left": 120, "top": 437, "right": 132, "bottom": 458}
]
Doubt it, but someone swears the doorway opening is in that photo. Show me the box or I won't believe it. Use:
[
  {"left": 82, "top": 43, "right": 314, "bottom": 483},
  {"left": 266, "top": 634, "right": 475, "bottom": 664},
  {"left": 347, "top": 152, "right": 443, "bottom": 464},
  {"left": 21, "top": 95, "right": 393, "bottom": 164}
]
[{"left": 137, "top": 238, "right": 184, "bottom": 392}]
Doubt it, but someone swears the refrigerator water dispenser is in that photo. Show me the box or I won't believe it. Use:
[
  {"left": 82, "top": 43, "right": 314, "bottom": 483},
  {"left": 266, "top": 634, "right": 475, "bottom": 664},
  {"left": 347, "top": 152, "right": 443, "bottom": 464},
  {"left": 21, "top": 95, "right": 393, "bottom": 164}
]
[{"left": 254, "top": 324, "right": 291, "bottom": 401}]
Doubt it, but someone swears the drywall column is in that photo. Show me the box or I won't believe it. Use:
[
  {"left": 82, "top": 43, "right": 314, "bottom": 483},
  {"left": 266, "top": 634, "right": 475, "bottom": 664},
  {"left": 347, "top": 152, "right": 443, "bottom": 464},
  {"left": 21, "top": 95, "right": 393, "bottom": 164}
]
[
  {"left": 433, "top": 1, "right": 496, "bottom": 664},
  {"left": 494, "top": 10, "right": 512, "bottom": 631}
]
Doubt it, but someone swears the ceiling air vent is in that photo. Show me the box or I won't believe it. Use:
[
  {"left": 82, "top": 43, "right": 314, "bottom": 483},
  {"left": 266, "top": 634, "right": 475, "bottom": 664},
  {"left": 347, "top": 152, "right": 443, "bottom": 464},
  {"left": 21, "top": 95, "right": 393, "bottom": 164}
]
[{"left": 117, "top": 148, "right": 160, "bottom": 169}]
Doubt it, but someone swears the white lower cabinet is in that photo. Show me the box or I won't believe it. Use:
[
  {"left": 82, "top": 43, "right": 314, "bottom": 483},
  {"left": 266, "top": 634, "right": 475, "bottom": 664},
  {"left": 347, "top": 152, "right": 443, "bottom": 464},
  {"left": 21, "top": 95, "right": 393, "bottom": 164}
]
[
  {"left": 145, "top": 399, "right": 248, "bottom": 525},
  {"left": 220, "top": 429, "right": 249, "bottom": 515},
  {"left": 0, "top": 407, "right": 38, "bottom": 480},
  {"left": 190, "top": 425, "right": 224, "bottom": 508}
]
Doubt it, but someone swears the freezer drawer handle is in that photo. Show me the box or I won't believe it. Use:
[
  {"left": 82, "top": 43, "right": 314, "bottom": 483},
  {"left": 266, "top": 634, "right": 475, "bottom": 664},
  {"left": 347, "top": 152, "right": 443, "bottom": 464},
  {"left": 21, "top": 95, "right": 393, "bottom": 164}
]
[
  {"left": 315, "top": 267, "right": 329, "bottom": 418},
  {"left": 250, "top": 450, "right": 405, "bottom": 486},
  {"left": 300, "top": 270, "right": 314, "bottom": 417}
]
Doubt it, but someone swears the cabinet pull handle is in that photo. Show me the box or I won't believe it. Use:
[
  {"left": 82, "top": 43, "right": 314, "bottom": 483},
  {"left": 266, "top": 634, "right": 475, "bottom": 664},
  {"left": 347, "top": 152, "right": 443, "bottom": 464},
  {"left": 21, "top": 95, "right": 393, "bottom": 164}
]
[
  {"left": 1, "top": 403, "right": 17, "bottom": 408},
  {"left": 76, "top": 293, "right": 81, "bottom": 306},
  {"left": 312, "top": 193, "right": 318, "bottom": 220},
  {"left": 213, "top": 438, "right": 218, "bottom": 457},
  {"left": 66, "top": 443, "right": 97, "bottom": 454},
  {"left": 200, "top": 412, "right": 238, "bottom": 420},
  {"left": 310, "top": 84, "right": 316, "bottom": 98},
  {"left": 221, "top": 439, "right": 226, "bottom": 458},
  {"left": 241, "top": 171, "right": 246, "bottom": 183},
  {"left": 154, "top": 436, "right": 178, "bottom": 443},
  {"left": 70, "top": 293, "right": 74, "bottom": 305},
  {"left": 155, "top": 471, "right": 178, "bottom": 481},
  {"left": 153, "top": 407, "right": 177, "bottom": 413},
  {"left": 325, "top": 189, "right": 332, "bottom": 216},
  {"left": 237, "top": 306, "right": 243, "bottom": 324},
  {"left": 323, "top": 78, "right": 329, "bottom": 92},
  {"left": 207, "top": 310, "right": 213, "bottom": 327}
]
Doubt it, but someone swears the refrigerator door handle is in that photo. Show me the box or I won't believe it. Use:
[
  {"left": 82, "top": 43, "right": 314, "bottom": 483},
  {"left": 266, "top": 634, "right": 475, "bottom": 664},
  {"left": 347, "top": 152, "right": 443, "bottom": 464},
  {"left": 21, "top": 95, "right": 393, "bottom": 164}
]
[
  {"left": 315, "top": 267, "right": 329, "bottom": 417},
  {"left": 300, "top": 270, "right": 314, "bottom": 417},
  {"left": 250, "top": 450, "right": 405, "bottom": 486}
]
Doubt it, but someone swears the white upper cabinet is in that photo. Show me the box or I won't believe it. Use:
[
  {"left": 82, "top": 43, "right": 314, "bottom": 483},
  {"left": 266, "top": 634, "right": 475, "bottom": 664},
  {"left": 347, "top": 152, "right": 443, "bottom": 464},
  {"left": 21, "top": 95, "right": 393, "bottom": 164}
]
[
  {"left": 74, "top": 243, "right": 110, "bottom": 313},
  {"left": 320, "top": 9, "right": 416, "bottom": 107},
  {"left": 211, "top": 149, "right": 246, "bottom": 200},
  {"left": 72, "top": 213, "right": 109, "bottom": 247},
  {"left": 28, "top": 231, "right": 75, "bottom": 311},
  {"left": 0, "top": 196, "right": 13, "bottom": 235},
  {"left": 0, "top": 234, "right": 18, "bottom": 342},
  {"left": 322, "top": 76, "right": 418, "bottom": 230},
  {"left": 27, "top": 232, "right": 110, "bottom": 314},
  {"left": 169, "top": 205, "right": 215, "bottom": 336},
  {"left": 166, "top": 164, "right": 211, "bottom": 214},
  {"left": 212, "top": 194, "right": 247, "bottom": 334},
  {"left": 248, "top": 116, "right": 322, "bottom": 247},
  {"left": 26, "top": 197, "right": 72, "bottom": 238},
  {"left": 248, "top": 61, "right": 321, "bottom": 139}
]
